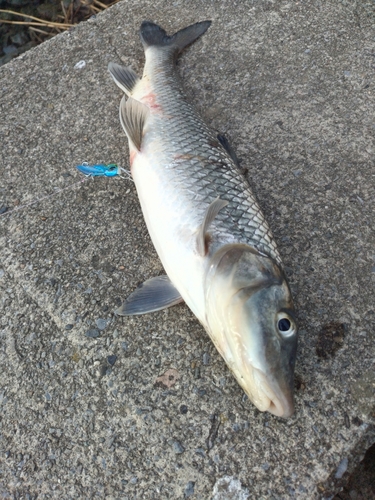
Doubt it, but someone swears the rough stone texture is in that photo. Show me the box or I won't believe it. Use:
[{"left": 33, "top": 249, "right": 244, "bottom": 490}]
[{"left": 0, "top": 1, "right": 374, "bottom": 498}]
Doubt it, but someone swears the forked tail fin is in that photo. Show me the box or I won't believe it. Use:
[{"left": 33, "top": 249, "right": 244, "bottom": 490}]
[{"left": 140, "top": 20, "right": 211, "bottom": 58}]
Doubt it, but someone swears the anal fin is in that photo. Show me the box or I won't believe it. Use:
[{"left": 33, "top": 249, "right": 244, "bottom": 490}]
[
  {"left": 119, "top": 96, "right": 149, "bottom": 151},
  {"left": 115, "top": 275, "right": 183, "bottom": 316},
  {"left": 197, "top": 197, "right": 228, "bottom": 256}
]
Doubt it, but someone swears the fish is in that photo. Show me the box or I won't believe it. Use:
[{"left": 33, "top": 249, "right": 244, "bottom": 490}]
[{"left": 108, "top": 21, "right": 298, "bottom": 418}]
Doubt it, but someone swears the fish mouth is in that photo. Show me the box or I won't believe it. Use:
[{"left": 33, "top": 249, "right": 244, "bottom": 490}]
[{"left": 252, "top": 368, "right": 295, "bottom": 418}]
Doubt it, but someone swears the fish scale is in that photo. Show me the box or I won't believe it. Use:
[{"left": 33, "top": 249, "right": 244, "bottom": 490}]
[{"left": 140, "top": 64, "right": 281, "bottom": 264}]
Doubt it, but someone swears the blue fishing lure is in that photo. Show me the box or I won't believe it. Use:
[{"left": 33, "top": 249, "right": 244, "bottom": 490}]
[{"left": 76, "top": 162, "right": 121, "bottom": 177}]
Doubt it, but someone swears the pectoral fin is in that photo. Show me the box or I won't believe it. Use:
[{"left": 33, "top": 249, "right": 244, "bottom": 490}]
[
  {"left": 115, "top": 275, "right": 183, "bottom": 315},
  {"left": 119, "top": 96, "right": 149, "bottom": 151},
  {"left": 196, "top": 197, "right": 229, "bottom": 256}
]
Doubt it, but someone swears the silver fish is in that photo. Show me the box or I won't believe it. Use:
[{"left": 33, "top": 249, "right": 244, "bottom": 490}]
[{"left": 108, "top": 21, "right": 298, "bottom": 418}]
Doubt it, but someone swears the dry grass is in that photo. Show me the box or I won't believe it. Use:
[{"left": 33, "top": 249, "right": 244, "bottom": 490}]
[{"left": 0, "top": 0, "right": 120, "bottom": 45}]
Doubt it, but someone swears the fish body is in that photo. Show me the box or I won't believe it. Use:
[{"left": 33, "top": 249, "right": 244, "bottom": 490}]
[{"left": 109, "top": 21, "right": 298, "bottom": 418}]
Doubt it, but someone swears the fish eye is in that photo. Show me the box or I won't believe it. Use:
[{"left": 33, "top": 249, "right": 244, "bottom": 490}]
[{"left": 277, "top": 314, "right": 295, "bottom": 336}]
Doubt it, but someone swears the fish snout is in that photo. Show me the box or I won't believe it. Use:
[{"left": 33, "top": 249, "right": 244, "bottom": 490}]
[{"left": 252, "top": 368, "right": 295, "bottom": 418}]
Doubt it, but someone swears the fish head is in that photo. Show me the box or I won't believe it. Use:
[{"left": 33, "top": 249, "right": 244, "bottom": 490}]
[{"left": 205, "top": 244, "right": 298, "bottom": 418}]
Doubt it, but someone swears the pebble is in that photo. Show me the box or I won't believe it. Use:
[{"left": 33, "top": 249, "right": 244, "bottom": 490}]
[
  {"left": 335, "top": 457, "right": 348, "bottom": 479},
  {"left": 3, "top": 45, "right": 18, "bottom": 56},
  {"left": 172, "top": 440, "right": 185, "bottom": 454},
  {"left": 184, "top": 481, "right": 195, "bottom": 498},
  {"left": 65, "top": 324, "right": 74, "bottom": 330},
  {"left": 180, "top": 405, "right": 188, "bottom": 414},
  {"left": 203, "top": 352, "right": 210, "bottom": 365},
  {"left": 107, "top": 355, "right": 117, "bottom": 366},
  {"left": 74, "top": 60, "right": 86, "bottom": 69},
  {"left": 96, "top": 318, "right": 107, "bottom": 330},
  {"left": 85, "top": 329, "right": 100, "bottom": 338}
]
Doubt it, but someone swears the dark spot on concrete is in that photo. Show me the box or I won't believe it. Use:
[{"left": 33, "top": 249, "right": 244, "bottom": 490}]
[
  {"left": 352, "top": 416, "right": 363, "bottom": 427},
  {"left": 295, "top": 374, "right": 306, "bottom": 391},
  {"left": 344, "top": 413, "right": 350, "bottom": 429},
  {"left": 206, "top": 413, "right": 221, "bottom": 451},
  {"left": 316, "top": 322, "right": 346, "bottom": 358},
  {"left": 91, "top": 255, "right": 100, "bottom": 269}
]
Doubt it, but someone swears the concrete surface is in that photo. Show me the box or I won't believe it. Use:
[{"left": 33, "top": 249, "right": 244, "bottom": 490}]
[{"left": 0, "top": 0, "right": 375, "bottom": 498}]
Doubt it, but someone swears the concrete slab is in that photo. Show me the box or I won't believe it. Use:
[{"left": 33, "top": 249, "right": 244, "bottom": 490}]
[{"left": 1, "top": 0, "right": 374, "bottom": 498}]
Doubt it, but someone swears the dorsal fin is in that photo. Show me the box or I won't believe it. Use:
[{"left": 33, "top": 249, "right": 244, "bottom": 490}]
[
  {"left": 196, "top": 198, "right": 228, "bottom": 256},
  {"left": 217, "top": 134, "right": 241, "bottom": 169},
  {"left": 108, "top": 63, "right": 140, "bottom": 96},
  {"left": 119, "top": 96, "right": 149, "bottom": 151}
]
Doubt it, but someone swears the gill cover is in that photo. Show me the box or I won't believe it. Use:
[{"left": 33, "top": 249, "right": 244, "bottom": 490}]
[{"left": 205, "top": 244, "right": 298, "bottom": 418}]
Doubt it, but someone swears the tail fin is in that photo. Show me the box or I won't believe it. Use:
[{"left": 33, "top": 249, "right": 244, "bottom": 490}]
[{"left": 140, "top": 20, "right": 211, "bottom": 56}]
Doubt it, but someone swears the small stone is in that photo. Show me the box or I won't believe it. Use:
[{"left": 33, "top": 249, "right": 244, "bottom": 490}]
[
  {"left": 0, "top": 207, "right": 8, "bottom": 215},
  {"left": 107, "top": 355, "right": 117, "bottom": 366},
  {"left": 203, "top": 352, "right": 210, "bottom": 365},
  {"left": 65, "top": 324, "right": 74, "bottom": 330},
  {"left": 180, "top": 405, "right": 188, "bottom": 414},
  {"left": 96, "top": 318, "right": 107, "bottom": 330},
  {"left": 172, "top": 440, "right": 185, "bottom": 454},
  {"left": 3, "top": 45, "right": 18, "bottom": 56},
  {"left": 99, "top": 364, "right": 108, "bottom": 377},
  {"left": 130, "top": 476, "right": 138, "bottom": 484},
  {"left": 335, "top": 457, "right": 348, "bottom": 479},
  {"left": 184, "top": 481, "right": 195, "bottom": 498},
  {"left": 74, "top": 60, "right": 86, "bottom": 69},
  {"left": 136, "top": 347, "right": 142, "bottom": 356},
  {"left": 85, "top": 329, "right": 100, "bottom": 338},
  {"left": 10, "top": 32, "right": 28, "bottom": 45}
]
